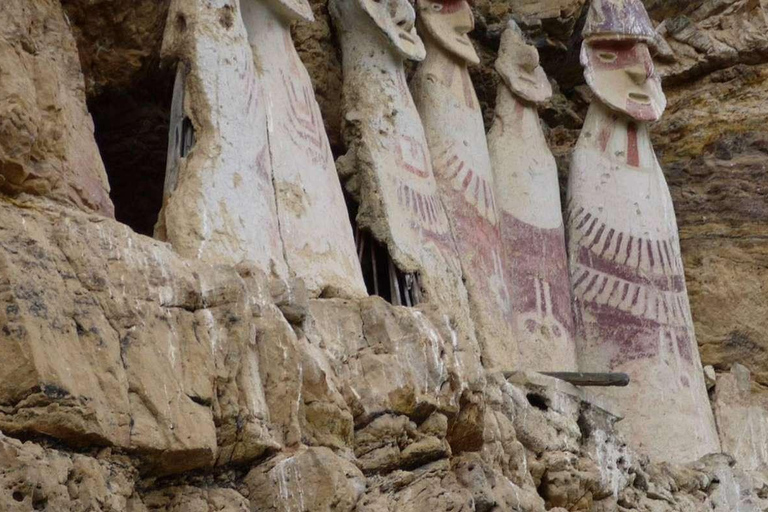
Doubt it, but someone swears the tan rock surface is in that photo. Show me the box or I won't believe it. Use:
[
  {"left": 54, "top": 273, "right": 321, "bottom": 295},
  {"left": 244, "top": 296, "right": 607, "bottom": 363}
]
[
  {"left": 140, "top": 486, "right": 249, "bottom": 512},
  {"left": 0, "top": 432, "right": 138, "bottom": 511},
  {"left": 713, "top": 364, "right": 768, "bottom": 473},
  {"left": 0, "top": 0, "right": 113, "bottom": 216},
  {"left": 245, "top": 447, "right": 365, "bottom": 512},
  {"left": 0, "top": 198, "right": 298, "bottom": 474}
]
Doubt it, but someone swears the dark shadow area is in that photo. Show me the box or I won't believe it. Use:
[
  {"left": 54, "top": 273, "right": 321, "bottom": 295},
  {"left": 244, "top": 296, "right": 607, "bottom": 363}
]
[
  {"left": 89, "top": 70, "right": 175, "bottom": 236},
  {"left": 345, "top": 192, "right": 422, "bottom": 306},
  {"left": 526, "top": 393, "right": 550, "bottom": 411}
]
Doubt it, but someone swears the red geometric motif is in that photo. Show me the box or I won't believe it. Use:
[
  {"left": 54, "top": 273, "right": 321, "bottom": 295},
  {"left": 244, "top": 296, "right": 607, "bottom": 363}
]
[
  {"left": 434, "top": 143, "right": 497, "bottom": 223},
  {"left": 568, "top": 196, "right": 695, "bottom": 372},
  {"left": 280, "top": 69, "right": 331, "bottom": 167},
  {"left": 395, "top": 135, "right": 431, "bottom": 178}
]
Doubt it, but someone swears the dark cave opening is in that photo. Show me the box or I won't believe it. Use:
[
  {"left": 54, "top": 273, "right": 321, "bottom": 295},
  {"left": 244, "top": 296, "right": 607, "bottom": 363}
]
[
  {"left": 89, "top": 68, "right": 175, "bottom": 237},
  {"left": 526, "top": 393, "right": 550, "bottom": 411},
  {"left": 346, "top": 193, "right": 423, "bottom": 306}
]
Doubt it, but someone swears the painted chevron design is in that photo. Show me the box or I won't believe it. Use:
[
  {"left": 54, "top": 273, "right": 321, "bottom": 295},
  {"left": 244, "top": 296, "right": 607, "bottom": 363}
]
[{"left": 434, "top": 144, "right": 498, "bottom": 224}]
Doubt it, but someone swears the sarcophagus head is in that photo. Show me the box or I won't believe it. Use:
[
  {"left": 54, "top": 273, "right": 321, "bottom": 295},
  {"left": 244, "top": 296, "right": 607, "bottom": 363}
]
[
  {"left": 331, "top": 0, "right": 425, "bottom": 61},
  {"left": 416, "top": 0, "right": 479, "bottom": 65},
  {"left": 581, "top": 0, "right": 666, "bottom": 122},
  {"left": 495, "top": 20, "right": 552, "bottom": 105}
]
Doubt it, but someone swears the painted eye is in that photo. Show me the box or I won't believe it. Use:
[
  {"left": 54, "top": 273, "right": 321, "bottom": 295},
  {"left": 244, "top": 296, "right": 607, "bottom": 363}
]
[
  {"left": 431, "top": 3, "right": 443, "bottom": 11},
  {"left": 598, "top": 52, "right": 617, "bottom": 63}
]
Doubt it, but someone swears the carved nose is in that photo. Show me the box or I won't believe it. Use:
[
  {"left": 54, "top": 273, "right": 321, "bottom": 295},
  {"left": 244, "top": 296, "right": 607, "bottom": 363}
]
[
  {"left": 456, "top": 6, "right": 474, "bottom": 33},
  {"left": 521, "top": 46, "right": 540, "bottom": 72},
  {"left": 627, "top": 62, "right": 650, "bottom": 84},
  {"left": 392, "top": 0, "right": 416, "bottom": 32}
]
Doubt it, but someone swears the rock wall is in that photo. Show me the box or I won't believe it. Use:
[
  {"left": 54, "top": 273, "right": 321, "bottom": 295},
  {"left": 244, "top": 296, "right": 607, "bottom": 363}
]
[
  {"left": 1, "top": 0, "right": 767, "bottom": 510},
  {"left": 0, "top": 0, "right": 113, "bottom": 216},
  {"left": 0, "top": 192, "right": 763, "bottom": 510}
]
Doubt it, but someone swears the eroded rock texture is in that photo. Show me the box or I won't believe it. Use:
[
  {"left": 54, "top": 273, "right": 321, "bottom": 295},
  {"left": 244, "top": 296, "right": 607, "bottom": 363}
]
[
  {"left": 0, "top": 193, "right": 765, "bottom": 508},
  {"left": 1, "top": 0, "right": 768, "bottom": 510},
  {"left": 0, "top": 0, "right": 113, "bottom": 216}
]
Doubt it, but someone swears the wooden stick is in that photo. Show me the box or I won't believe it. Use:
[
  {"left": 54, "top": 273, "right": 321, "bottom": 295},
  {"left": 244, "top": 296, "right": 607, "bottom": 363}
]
[
  {"left": 540, "top": 372, "right": 630, "bottom": 387},
  {"left": 403, "top": 274, "right": 413, "bottom": 308},
  {"left": 357, "top": 230, "right": 366, "bottom": 262},
  {"left": 372, "top": 244, "right": 379, "bottom": 297},
  {"left": 388, "top": 257, "right": 401, "bottom": 306},
  {"left": 412, "top": 274, "right": 422, "bottom": 305}
]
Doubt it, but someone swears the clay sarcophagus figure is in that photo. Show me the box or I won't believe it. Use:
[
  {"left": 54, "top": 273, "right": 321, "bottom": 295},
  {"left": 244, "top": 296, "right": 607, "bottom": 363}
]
[
  {"left": 411, "top": 0, "right": 517, "bottom": 371},
  {"left": 330, "top": 0, "right": 484, "bottom": 382},
  {"left": 330, "top": 0, "right": 450, "bottom": 269},
  {"left": 567, "top": 0, "right": 720, "bottom": 462},
  {"left": 158, "top": 0, "right": 287, "bottom": 277},
  {"left": 241, "top": 0, "right": 366, "bottom": 298},
  {"left": 160, "top": 0, "right": 365, "bottom": 298},
  {"left": 488, "top": 21, "right": 578, "bottom": 372}
]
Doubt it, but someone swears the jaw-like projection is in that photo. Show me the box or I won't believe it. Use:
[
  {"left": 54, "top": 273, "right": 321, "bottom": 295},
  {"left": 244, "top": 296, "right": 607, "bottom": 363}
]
[
  {"left": 567, "top": 0, "right": 720, "bottom": 463},
  {"left": 354, "top": 0, "right": 425, "bottom": 60},
  {"left": 488, "top": 21, "right": 577, "bottom": 372},
  {"left": 261, "top": 0, "right": 314, "bottom": 23},
  {"left": 416, "top": 0, "right": 479, "bottom": 65},
  {"left": 412, "top": 5, "right": 516, "bottom": 372},
  {"left": 582, "top": 40, "right": 666, "bottom": 122}
]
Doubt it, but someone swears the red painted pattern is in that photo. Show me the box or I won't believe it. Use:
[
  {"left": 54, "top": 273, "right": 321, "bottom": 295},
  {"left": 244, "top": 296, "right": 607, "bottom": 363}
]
[
  {"left": 395, "top": 135, "right": 431, "bottom": 178},
  {"left": 588, "top": 41, "right": 654, "bottom": 75},
  {"left": 501, "top": 213, "right": 574, "bottom": 340},
  {"left": 627, "top": 123, "right": 640, "bottom": 167},
  {"left": 280, "top": 69, "right": 331, "bottom": 166},
  {"left": 569, "top": 200, "right": 696, "bottom": 371}
]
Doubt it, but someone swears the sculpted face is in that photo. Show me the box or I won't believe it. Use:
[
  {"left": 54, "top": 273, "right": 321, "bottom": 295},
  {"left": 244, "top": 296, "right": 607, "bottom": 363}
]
[
  {"left": 359, "top": 0, "right": 426, "bottom": 61},
  {"left": 417, "top": 0, "right": 479, "bottom": 65},
  {"left": 582, "top": 40, "right": 666, "bottom": 122},
  {"left": 264, "top": 0, "right": 314, "bottom": 22},
  {"left": 495, "top": 22, "right": 551, "bottom": 104}
]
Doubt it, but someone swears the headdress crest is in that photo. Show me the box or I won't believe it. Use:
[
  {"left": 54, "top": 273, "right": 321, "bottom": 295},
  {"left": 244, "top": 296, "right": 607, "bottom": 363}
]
[{"left": 583, "top": 0, "right": 656, "bottom": 43}]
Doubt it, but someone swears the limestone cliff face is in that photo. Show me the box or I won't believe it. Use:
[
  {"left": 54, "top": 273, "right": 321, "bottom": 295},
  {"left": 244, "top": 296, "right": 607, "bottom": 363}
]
[
  {"left": 1, "top": 0, "right": 768, "bottom": 511},
  {"left": 0, "top": 0, "right": 113, "bottom": 216}
]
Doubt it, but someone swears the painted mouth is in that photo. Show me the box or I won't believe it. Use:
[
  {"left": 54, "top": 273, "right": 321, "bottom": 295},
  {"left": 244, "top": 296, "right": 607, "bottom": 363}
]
[{"left": 629, "top": 92, "right": 651, "bottom": 104}]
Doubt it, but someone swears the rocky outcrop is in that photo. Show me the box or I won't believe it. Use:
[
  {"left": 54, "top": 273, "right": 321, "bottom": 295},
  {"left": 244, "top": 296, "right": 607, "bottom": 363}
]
[
  {"left": 0, "top": 0, "right": 113, "bottom": 216},
  {"left": 655, "top": 64, "right": 768, "bottom": 392},
  {"left": 0, "top": 194, "right": 759, "bottom": 511},
  {"left": 0, "top": 433, "right": 138, "bottom": 511},
  {"left": 714, "top": 364, "right": 768, "bottom": 473}
]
